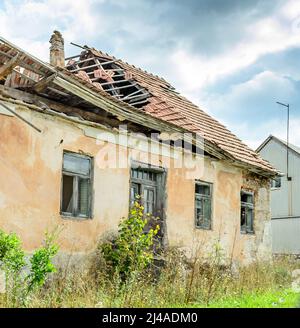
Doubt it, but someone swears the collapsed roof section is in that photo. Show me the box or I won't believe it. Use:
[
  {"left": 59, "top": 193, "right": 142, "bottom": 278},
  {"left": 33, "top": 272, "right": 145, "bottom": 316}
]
[
  {"left": 66, "top": 48, "right": 151, "bottom": 108},
  {"left": 0, "top": 36, "right": 156, "bottom": 132},
  {"left": 0, "top": 34, "right": 277, "bottom": 177},
  {"left": 0, "top": 37, "right": 55, "bottom": 88},
  {"left": 64, "top": 46, "right": 276, "bottom": 176}
]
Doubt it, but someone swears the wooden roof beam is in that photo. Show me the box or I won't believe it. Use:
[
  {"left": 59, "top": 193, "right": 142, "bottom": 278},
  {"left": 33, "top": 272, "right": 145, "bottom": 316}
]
[
  {"left": 104, "top": 83, "right": 138, "bottom": 92},
  {"left": 0, "top": 53, "right": 22, "bottom": 80},
  {"left": 32, "top": 73, "right": 57, "bottom": 93},
  {"left": 69, "top": 60, "right": 119, "bottom": 73},
  {"left": 129, "top": 99, "right": 149, "bottom": 106}
]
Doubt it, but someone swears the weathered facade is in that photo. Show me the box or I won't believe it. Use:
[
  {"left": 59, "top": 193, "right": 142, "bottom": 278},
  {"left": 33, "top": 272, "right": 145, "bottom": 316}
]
[{"left": 0, "top": 33, "right": 277, "bottom": 265}]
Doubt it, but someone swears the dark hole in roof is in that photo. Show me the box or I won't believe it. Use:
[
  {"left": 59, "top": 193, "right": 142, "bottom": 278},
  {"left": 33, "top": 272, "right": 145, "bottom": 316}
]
[{"left": 65, "top": 51, "right": 151, "bottom": 109}]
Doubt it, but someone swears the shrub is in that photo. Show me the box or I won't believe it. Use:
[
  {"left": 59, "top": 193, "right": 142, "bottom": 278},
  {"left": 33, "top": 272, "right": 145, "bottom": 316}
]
[
  {"left": 0, "top": 230, "right": 26, "bottom": 307},
  {"left": 101, "top": 199, "right": 160, "bottom": 279},
  {"left": 26, "top": 231, "right": 59, "bottom": 292},
  {"left": 0, "top": 230, "right": 25, "bottom": 273},
  {"left": 0, "top": 228, "right": 59, "bottom": 306}
]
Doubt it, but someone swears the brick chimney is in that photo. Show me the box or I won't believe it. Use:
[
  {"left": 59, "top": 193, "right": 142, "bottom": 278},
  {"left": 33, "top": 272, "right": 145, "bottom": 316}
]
[{"left": 49, "top": 30, "right": 65, "bottom": 68}]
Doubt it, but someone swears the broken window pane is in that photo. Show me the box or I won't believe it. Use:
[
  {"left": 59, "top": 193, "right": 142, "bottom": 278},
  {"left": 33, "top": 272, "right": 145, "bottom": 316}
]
[{"left": 195, "top": 181, "right": 212, "bottom": 229}]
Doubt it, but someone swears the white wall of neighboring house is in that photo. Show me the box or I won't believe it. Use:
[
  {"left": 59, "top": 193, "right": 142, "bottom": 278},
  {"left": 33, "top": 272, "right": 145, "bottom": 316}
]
[{"left": 258, "top": 137, "right": 300, "bottom": 254}]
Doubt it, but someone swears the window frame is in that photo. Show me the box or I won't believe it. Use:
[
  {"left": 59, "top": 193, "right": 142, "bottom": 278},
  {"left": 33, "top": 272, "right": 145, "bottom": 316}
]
[
  {"left": 240, "top": 190, "right": 254, "bottom": 234},
  {"left": 271, "top": 177, "right": 282, "bottom": 190},
  {"left": 60, "top": 151, "right": 93, "bottom": 220},
  {"left": 194, "top": 180, "right": 213, "bottom": 230},
  {"left": 129, "top": 161, "right": 167, "bottom": 218},
  {"left": 129, "top": 162, "right": 167, "bottom": 252},
  {"left": 130, "top": 166, "right": 159, "bottom": 216}
]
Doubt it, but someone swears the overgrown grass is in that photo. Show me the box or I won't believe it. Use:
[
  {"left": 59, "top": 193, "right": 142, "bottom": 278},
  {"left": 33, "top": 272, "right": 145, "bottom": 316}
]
[
  {"left": 1, "top": 249, "right": 299, "bottom": 308},
  {"left": 197, "top": 289, "right": 299, "bottom": 308}
]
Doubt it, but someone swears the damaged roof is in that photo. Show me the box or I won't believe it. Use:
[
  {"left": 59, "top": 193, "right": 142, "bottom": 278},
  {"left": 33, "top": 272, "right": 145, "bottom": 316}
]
[{"left": 0, "top": 34, "right": 277, "bottom": 177}]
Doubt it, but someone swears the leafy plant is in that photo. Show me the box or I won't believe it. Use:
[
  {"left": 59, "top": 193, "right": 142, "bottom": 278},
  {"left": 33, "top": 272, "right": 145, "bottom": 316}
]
[
  {"left": 0, "top": 230, "right": 25, "bottom": 273},
  {"left": 101, "top": 198, "right": 160, "bottom": 278},
  {"left": 0, "top": 230, "right": 26, "bottom": 307},
  {"left": 26, "top": 231, "right": 59, "bottom": 292},
  {"left": 0, "top": 228, "right": 59, "bottom": 305}
]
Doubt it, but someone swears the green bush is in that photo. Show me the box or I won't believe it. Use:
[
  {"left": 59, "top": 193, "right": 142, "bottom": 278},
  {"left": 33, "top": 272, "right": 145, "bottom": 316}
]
[
  {"left": 0, "top": 228, "right": 59, "bottom": 305},
  {"left": 0, "top": 230, "right": 25, "bottom": 273},
  {"left": 27, "top": 231, "right": 59, "bottom": 292},
  {"left": 101, "top": 199, "right": 160, "bottom": 278}
]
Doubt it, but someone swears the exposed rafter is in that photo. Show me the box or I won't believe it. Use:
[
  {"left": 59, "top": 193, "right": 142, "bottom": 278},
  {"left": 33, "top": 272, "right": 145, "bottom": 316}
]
[
  {"left": 0, "top": 53, "right": 22, "bottom": 80},
  {"left": 64, "top": 49, "right": 151, "bottom": 108},
  {"left": 0, "top": 35, "right": 278, "bottom": 177}
]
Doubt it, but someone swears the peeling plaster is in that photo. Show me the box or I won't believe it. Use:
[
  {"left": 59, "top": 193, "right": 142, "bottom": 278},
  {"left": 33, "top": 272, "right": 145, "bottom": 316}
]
[{"left": 0, "top": 104, "right": 272, "bottom": 264}]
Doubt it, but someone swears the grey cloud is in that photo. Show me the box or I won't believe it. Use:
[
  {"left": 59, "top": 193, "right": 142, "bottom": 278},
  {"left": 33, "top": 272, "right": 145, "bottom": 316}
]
[
  {"left": 3, "top": 0, "right": 298, "bottom": 148},
  {"left": 83, "top": 0, "right": 285, "bottom": 56},
  {"left": 203, "top": 72, "right": 300, "bottom": 126},
  {"left": 106, "top": 0, "right": 285, "bottom": 55},
  {"left": 61, "top": 0, "right": 285, "bottom": 85}
]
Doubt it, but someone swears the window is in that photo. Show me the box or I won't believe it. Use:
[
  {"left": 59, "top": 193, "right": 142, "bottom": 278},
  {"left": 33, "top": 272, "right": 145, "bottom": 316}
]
[
  {"left": 130, "top": 167, "right": 158, "bottom": 216},
  {"left": 195, "top": 181, "right": 212, "bottom": 230},
  {"left": 240, "top": 191, "right": 254, "bottom": 234},
  {"left": 61, "top": 152, "right": 93, "bottom": 218},
  {"left": 271, "top": 177, "right": 281, "bottom": 189}
]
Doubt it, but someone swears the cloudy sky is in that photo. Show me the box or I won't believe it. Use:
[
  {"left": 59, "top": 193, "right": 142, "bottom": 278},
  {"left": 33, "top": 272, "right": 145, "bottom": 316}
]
[{"left": 1, "top": 0, "right": 300, "bottom": 149}]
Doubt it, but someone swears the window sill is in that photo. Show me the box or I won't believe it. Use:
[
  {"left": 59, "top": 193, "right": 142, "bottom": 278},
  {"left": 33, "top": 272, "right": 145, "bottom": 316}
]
[
  {"left": 60, "top": 214, "right": 92, "bottom": 221},
  {"left": 195, "top": 226, "right": 212, "bottom": 231},
  {"left": 240, "top": 231, "right": 255, "bottom": 235}
]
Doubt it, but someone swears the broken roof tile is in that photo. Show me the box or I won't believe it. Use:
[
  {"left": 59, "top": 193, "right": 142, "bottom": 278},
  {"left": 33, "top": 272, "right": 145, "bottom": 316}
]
[
  {"left": 0, "top": 36, "right": 276, "bottom": 175},
  {"left": 63, "top": 47, "right": 275, "bottom": 174}
]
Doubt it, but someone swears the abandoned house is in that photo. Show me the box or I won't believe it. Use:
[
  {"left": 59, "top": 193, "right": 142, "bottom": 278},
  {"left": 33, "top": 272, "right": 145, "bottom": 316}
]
[
  {"left": 257, "top": 135, "right": 300, "bottom": 255},
  {"left": 0, "top": 31, "right": 278, "bottom": 265}
]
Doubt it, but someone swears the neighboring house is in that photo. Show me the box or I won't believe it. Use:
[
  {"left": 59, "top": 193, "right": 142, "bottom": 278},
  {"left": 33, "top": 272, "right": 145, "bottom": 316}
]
[
  {"left": 0, "top": 31, "right": 277, "bottom": 265},
  {"left": 257, "top": 135, "right": 300, "bottom": 255}
]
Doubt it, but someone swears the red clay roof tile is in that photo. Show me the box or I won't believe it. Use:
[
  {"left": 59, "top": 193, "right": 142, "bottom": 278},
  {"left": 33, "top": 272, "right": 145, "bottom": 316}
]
[{"left": 65, "top": 48, "right": 276, "bottom": 175}]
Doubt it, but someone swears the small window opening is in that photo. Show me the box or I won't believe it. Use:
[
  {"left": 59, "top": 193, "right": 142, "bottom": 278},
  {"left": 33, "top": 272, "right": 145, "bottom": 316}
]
[{"left": 271, "top": 177, "right": 281, "bottom": 189}]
